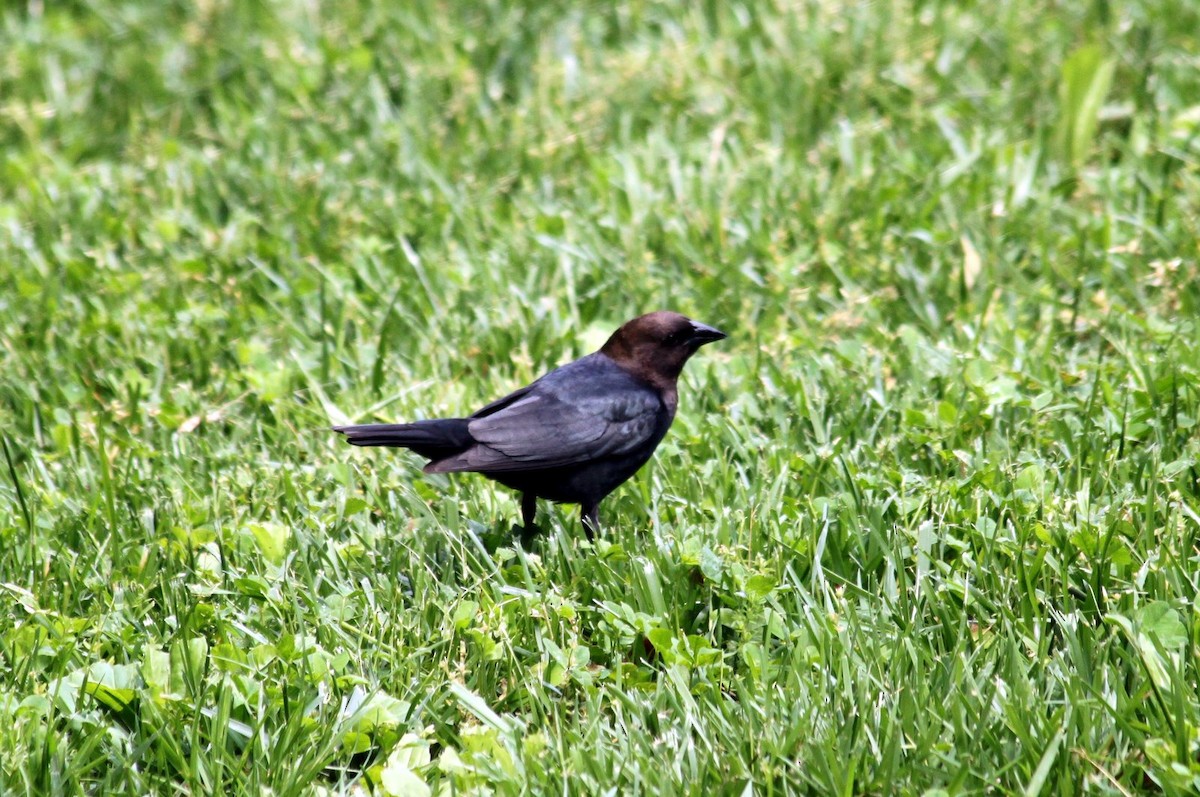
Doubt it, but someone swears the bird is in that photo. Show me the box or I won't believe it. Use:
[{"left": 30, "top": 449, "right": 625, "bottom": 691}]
[{"left": 333, "top": 311, "right": 726, "bottom": 539}]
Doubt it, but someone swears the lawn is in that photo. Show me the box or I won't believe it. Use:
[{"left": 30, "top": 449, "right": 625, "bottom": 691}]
[{"left": 2, "top": 0, "right": 1199, "bottom": 794}]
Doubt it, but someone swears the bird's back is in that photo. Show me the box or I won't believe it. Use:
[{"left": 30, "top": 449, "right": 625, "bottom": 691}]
[{"left": 427, "top": 353, "right": 673, "bottom": 504}]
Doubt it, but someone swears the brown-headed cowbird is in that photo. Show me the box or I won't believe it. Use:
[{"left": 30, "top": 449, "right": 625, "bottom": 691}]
[{"left": 333, "top": 311, "right": 726, "bottom": 538}]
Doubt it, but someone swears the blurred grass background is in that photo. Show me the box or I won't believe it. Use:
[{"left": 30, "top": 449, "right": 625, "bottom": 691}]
[{"left": 2, "top": 0, "right": 1199, "bottom": 794}]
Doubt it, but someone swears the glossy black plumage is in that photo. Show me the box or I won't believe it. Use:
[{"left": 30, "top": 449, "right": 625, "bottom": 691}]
[{"left": 334, "top": 311, "right": 726, "bottom": 538}]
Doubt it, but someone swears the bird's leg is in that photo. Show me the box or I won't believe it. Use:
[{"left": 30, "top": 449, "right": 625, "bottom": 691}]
[
  {"left": 580, "top": 504, "right": 599, "bottom": 542},
  {"left": 521, "top": 492, "right": 538, "bottom": 531}
]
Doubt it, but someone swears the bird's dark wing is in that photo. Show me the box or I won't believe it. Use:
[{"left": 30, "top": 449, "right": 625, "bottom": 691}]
[
  {"left": 427, "top": 388, "right": 662, "bottom": 473},
  {"left": 470, "top": 384, "right": 534, "bottom": 419}
]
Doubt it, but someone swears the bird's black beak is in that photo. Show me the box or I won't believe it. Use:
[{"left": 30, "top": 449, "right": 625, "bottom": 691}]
[{"left": 688, "top": 321, "right": 727, "bottom": 347}]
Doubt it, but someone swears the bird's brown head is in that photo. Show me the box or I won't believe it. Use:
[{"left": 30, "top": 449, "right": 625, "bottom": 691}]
[{"left": 600, "top": 311, "right": 727, "bottom": 389}]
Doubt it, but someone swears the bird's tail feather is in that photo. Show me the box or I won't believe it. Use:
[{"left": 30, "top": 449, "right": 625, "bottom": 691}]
[{"left": 333, "top": 419, "right": 472, "bottom": 459}]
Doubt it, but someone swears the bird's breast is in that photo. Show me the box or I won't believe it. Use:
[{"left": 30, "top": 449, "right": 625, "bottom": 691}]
[{"left": 660, "top": 386, "right": 678, "bottom": 417}]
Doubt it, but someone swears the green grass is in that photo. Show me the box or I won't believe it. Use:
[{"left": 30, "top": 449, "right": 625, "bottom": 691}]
[{"left": 2, "top": 0, "right": 1200, "bottom": 793}]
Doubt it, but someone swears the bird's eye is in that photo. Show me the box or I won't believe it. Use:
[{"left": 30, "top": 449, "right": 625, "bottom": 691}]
[{"left": 663, "top": 330, "right": 688, "bottom": 346}]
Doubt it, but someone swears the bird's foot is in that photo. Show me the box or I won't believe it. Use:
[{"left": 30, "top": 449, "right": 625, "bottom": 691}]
[{"left": 511, "top": 521, "right": 542, "bottom": 550}]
